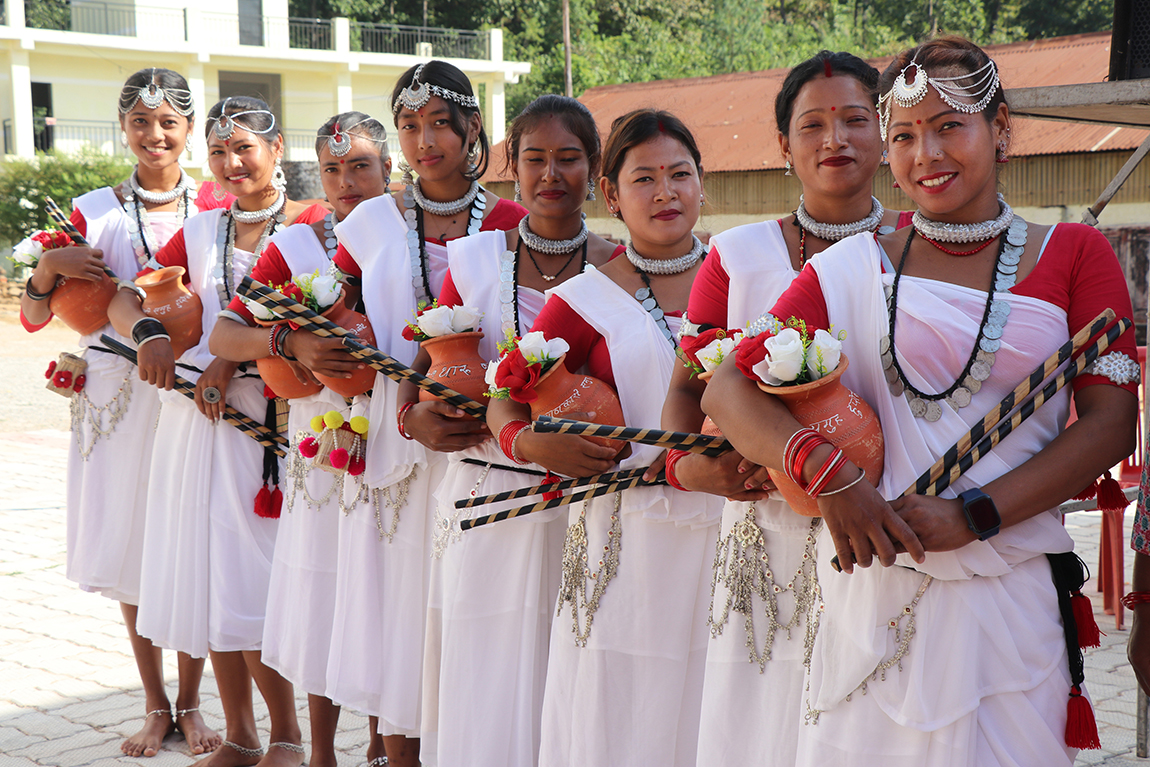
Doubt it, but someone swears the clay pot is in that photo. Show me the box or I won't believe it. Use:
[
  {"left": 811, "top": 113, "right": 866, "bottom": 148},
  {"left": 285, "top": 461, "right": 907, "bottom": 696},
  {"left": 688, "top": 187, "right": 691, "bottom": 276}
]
[
  {"left": 757, "top": 354, "right": 884, "bottom": 517},
  {"left": 530, "top": 353, "right": 626, "bottom": 451},
  {"left": 48, "top": 272, "right": 117, "bottom": 336},
  {"left": 254, "top": 318, "right": 324, "bottom": 400},
  {"left": 135, "top": 266, "right": 203, "bottom": 359},
  {"left": 418, "top": 331, "right": 490, "bottom": 417},
  {"left": 316, "top": 298, "right": 377, "bottom": 398}
]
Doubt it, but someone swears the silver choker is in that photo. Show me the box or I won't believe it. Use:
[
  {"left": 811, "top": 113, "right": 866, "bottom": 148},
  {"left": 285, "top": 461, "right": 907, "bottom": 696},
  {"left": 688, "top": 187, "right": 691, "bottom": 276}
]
[
  {"left": 411, "top": 178, "right": 479, "bottom": 217},
  {"left": 626, "top": 235, "right": 705, "bottom": 275},
  {"left": 231, "top": 192, "right": 284, "bottom": 224},
  {"left": 519, "top": 216, "right": 588, "bottom": 255},
  {"left": 795, "top": 195, "right": 884, "bottom": 241},
  {"left": 913, "top": 194, "right": 1014, "bottom": 243},
  {"left": 129, "top": 168, "right": 193, "bottom": 205}
]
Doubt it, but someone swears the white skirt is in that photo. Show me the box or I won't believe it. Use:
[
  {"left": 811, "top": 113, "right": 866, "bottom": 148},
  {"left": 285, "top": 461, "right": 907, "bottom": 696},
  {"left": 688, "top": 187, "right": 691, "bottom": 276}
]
[
  {"left": 325, "top": 453, "right": 447, "bottom": 735},
  {"left": 539, "top": 494, "right": 717, "bottom": 767},
  {"left": 65, "top": 350, "right": 159, "bottom": 604},
  {"left": 261, "top": 390, "right": 348, "bottom": 697},
  {"left": 696, "top": 498, "right": 816, "bottom": 767},
  {"left": 422, "top": 443, "right": 566, "bottom": 767},
  {"left": 137, "top": 376, "right": 278, "bottom": 658}
]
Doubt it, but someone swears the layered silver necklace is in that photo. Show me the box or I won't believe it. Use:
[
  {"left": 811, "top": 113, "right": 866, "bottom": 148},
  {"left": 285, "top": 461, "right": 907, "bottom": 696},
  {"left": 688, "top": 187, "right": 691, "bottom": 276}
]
[
  {"left": 795, "top": 195, "right": 884, "bottom": 241},
  {"left": 215, "top": 198, "right": 286, "bottom": 308},
  {"left": 519, "top": 216, "right": 588, "bottom": 255},
  {"left": 231, "top": 192, "right": 285, "bottom": 225},
  {"left": 403, "top": 180, "right": 486, "bottom": 308},
  {"left": 625, "top": 235, "right": 705, "bottom": 275},
  {"left": 912, "top": 193, "right": 1014, "bottom": 243},
  {"left": 411, "top": 177, "right": 480, "bottom": 216},
  {"left": 123, "top": 167, "right": 195, "bottom": 269},
  {"left": 129, "top": 167, "right": 193, "bottom": 204}
]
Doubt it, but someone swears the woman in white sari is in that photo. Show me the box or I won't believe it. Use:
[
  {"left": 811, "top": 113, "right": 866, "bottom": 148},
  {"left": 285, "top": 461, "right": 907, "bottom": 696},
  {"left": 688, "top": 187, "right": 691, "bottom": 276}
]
[{"left": 703, "top": 35, "right": 1138, "bottom": 766}]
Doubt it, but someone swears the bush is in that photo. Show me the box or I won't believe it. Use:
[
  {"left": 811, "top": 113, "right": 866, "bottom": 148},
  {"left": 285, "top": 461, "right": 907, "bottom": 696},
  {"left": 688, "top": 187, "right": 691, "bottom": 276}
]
[{"left": 0, "top": 150, "right": 132, "bottom": 245}]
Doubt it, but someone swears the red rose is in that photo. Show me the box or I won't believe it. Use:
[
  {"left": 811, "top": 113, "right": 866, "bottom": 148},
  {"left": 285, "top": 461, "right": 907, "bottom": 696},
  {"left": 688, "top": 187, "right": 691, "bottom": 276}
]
[
  {"left": 45, "top": 360, "right": 57, "bottom": 379},
  {"left": 679, "top": 328, "right": 723, "bottom": 367},
  {"left": 53, "top": 370, "right": 73, "bottom": 388},
  {"left": 73, "top": 375, "right": 86, "bottom": 393},
  {"left": 734, "top": 334, "right": 771, "bottom": 381},
  {"left": 53, "top": 231, "right": 72, "bottom": 248},
  {"left": 494, "top": 348, "right": 543, "bottom": 404},
  {"left": 401, "top": 324, "right": 415, "bottom": 342},
  {"left": 281, "top": 283, "right": 305, "bottom": 303}
]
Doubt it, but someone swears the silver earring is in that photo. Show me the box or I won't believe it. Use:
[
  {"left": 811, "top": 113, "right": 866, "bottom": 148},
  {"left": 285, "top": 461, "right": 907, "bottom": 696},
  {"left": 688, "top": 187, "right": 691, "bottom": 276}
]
[
  {"left": 399, "top": 159, "right": 414, "bottom": 186},
  {"left": 586, "top": 179, "right": 596, "bottom": 202},
  {"left": 611, "top": 208, "right": 622, "bottom": 219},
  {"left": 271, "top": 160, "right": 287, "bottom": 194},
  {"left": 881, "top": 150, "right": 889, "bottom": 166},
  {"left": 699, "top": 195, "right": 706, "bottom": 207},
  {"left": 212, "top": 183, "right": 227, "bottom": 202},
  {"left": 784, "top": 159, "right": 792, "bottom": 176},
  {"left": 514, "top": 180, "right": 522, "bottom": 202},
  {"left": 120, "top": 131, "right": 129, "bottom": 149}
]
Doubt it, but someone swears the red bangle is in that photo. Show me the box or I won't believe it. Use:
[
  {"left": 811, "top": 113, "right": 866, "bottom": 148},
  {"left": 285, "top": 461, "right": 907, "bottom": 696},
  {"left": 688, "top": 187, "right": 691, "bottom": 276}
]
[
  {"left": 498, "top": 420, "right": 532, "bottom": 465},
  {"left": 665, "top": 448, "right": 690, "bottom": 492},
  {"left": 1121, "top": 591, "right": 1150, "bottom": 609},
  {"left": 397, "top": 401, "right": 416, "bottom": 440},
  {"left": 788, "top": 433, "right": 829, "bottom": 487},
  {"left": 806, "top": 448, "right": 847, "bottom": 497}
]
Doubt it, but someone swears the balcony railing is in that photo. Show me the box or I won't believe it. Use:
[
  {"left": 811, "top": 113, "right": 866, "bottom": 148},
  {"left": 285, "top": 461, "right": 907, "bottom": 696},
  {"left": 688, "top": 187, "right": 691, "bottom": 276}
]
[
  {"left": 3, "top": 117, "right": 127, "bottom": 156},
  {"left": 351, "top": 21, "right": 489, "bottom": 59},
  {"left": 26, "top": 1, "right": 187, "bottom": 39}
]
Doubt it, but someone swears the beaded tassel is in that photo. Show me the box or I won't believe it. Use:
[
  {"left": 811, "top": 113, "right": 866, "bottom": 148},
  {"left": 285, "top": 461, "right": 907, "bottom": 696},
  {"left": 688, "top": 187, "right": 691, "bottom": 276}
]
[{"left": 557, "top": 492, "right": 622, "bottom": 647}]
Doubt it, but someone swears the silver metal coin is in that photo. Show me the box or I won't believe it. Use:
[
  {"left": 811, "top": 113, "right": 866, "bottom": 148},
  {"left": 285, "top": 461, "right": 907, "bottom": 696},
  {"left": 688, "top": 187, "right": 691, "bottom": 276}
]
[
  {"left": 474, "top": 196, "right": 487, "bottom": 209},
  {"left": 499, "top": 288, "right": 513, "bottom": 302},
  {"left": 885, "top": 365, "right": 900, "bottom": 384},
  {"left": 888, "top": 378, "right": 905, "bottom": 397},
  {"left": 1006, "top": 227, "right": 1026, "bottom": 247},
  {"left": 950, "top": 386, "right": 972, "bottom": 408},
  {"left": 635, "top": 288, "right": 650, "bottom": 300},
  {"left": 924, "top": 400, "right": 943, "bottom": 421},
  {"left": 881, "top": 351, "right": 894, "bottom": 369},
  {"left": 879, "top": 336, "right": 891, "bottom": 354},
  {"left": 970, "top": 360, "right": 992, "bottom": 380},
  {"left": 650, "top": 308, "right": 664, "bottom": 320},
  {"left": 642, "top": 298, "right": 657, "bottom": 311},
  {"left": 325, "top": 238, "right": 339, "bottom": 250},
  {"left": 980, "top": 336, "right": 1001, "bottom": 353},
  {"left": 990, "top": 300, "right": 1011, "bottom": 318},
  {"left": 997, "top": 261, "right": 1018, "bottom": 275},
  {"left": 909, "top": 397, "right": 927, "bottom": 418},
  {"left": 983, "top": 323, "right": 1003, "bottom": 340},
  {"left": 963, "top": 375, "right": 982, "bottom": 394},
  {"left": 977, "top": 349, "right": 995, "bottom": 365},
  {"left": 878, "top": 226, "right": 896, "bottom": 235}
]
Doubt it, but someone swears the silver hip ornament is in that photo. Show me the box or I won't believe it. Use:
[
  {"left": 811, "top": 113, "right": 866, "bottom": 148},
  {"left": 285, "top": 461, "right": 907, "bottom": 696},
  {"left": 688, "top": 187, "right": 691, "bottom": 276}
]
[{"left": 878, "top": 57, "right": 1001, "bottom": 141}]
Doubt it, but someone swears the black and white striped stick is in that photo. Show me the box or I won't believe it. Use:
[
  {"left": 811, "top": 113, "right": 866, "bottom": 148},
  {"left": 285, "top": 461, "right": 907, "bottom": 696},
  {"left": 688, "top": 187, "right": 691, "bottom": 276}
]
[
  {"left": 531, "top": 417, "right": 731, "bottom": 456},
  {"left": 237, "top": 277, "right": 487, "bottom": 417},
  {"left": 44, "top": 197, "right": 123, "bottom": 283},
  {"left": 100, "top": 335, "right": 287, "bottom": 456},
  {"left": 455, "top": 467, "right": 649, "bottom": 509}
]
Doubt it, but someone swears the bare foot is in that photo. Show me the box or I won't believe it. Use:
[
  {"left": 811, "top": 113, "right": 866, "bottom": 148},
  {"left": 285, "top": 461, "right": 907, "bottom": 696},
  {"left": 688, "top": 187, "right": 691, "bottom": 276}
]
[
  {"left": 176, "top": 708, "right": 222, "bottom": 755},
  {"left": 122, "top": 708, "right": 174, "bottom": 758},
  {"left": 191, "top": 739, "right": 263, "bottom": 767},
  {"left": 257, "top": 742, "right": 306, "bottom": 767}
]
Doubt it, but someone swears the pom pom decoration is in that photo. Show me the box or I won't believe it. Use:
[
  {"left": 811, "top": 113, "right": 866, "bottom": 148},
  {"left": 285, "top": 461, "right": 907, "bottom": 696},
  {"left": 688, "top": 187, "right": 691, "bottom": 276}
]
[
  {"left": 348, "top": 455, "right": 366, "bottom": 476},
  {"left": 299, "top": 436, "right": 319, "bottom": 458},
  {"left": 329, "top": 447, "right": 350, "bottom": 470},
  {"left": 45, "top": 360, "right": 57, "bottom": 379},
  {"left": 301, "top": 411, "right": 369, "bottom": 476},
  {"left": 350, "top": 416, "right": 370, "bottom": 434},
  {"left": 323, "top": 410, "right": 345, "bottom": 430},
  {"left": 310, "top": 415, "right": 326, "bottom": 433},
  {"left": 72, "top": 374, "right": 86, "bottom": 393}
]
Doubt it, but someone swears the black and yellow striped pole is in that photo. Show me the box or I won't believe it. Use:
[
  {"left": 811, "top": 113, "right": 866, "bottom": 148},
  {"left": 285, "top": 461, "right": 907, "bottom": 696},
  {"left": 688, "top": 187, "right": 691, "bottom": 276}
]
[
  {"left": 456, "top": 467, "right": 649, "bottom": 510},
  {"left": 459, "top": 471, "right": 665, "bottom": 530},
  {"left": 531, "top": 417, "right": 731, "bottom": 456}
]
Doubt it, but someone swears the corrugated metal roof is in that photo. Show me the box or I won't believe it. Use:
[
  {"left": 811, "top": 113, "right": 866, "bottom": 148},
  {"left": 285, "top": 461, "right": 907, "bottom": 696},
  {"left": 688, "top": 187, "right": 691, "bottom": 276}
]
[{"left": 485, "top": 31, "right": 1149, "bottom": 180}]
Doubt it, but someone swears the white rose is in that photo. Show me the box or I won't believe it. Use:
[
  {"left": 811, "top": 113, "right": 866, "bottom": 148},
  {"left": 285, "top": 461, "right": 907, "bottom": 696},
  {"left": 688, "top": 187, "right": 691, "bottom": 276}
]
[
  {"left": 451, "top": 305, "right": 484, "bottom": 333},
  {"left": 11, "top": 236, "right": 43, "bottom": 267},
  {"left": 698, "top": 336, "right": 738, "bottom": 373},
  {"left": 518, "top": 331, "right": 569, "bottom": 364},
  {"left": 417, "top": 305, "right": 457, "bottom": 337},
  {"left": 751, "top": 327, "right": 805, "bottom": 385},
  {"left": 311, "top": 273, "right": 342, "bottom": 309},
  {"left": 805, "top": 328, "right": 842, "bottom": 380},
  {"left": 484, "top": 357, "right": 501, "bottom": 389},
  {"left": 244, "top": 297, "right": 277, "bottom": 321}
]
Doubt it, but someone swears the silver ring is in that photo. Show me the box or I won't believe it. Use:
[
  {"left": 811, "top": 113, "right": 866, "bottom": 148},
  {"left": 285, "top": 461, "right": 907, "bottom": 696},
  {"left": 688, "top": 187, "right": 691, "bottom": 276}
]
[{"left": 202, "top": 386, "right": 222, "bottom": 404}]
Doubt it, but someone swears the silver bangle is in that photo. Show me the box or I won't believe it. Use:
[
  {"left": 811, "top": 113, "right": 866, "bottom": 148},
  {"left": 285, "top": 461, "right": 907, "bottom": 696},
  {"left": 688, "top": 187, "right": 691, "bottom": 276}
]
[
  {"left": 118, "top": 280, "right": 147, "bottom": 301},
  {"left": 817, "top": 468, "right": 867, "bottom": 497},
  {"left": 136, "top": 333, "right": 171, "bottom": 349}
]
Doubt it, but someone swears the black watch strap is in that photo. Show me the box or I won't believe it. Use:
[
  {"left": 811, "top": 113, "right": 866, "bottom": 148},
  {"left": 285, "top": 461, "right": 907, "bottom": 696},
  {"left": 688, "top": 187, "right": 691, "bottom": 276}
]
[{"left": 957, "top": 487, "right": 1001, "bottom": 540}]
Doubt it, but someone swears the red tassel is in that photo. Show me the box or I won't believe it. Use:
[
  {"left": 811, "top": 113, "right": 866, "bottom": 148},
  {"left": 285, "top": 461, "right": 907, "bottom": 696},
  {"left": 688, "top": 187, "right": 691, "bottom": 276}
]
[
  {"left": 543, "top": 471, "right": 562, "bottom": 501},
  {"left": 263, "top": 385, "right": 276, "bottom": 400},
  {"left": 269, "top": 486, "right": 283, "bottom": 518},
  {"left": 253, "top": 484, "right": 273, "bottom": 518},
  {"left": 1071, "top": 592, "right": 1103, "bottom": 648},
  {"left": 1065, "top": 686, "right": 1101, "bottom": 749},
  {"left": 1072, "top": 480, "right": 1098, "bottom": 501},
  {"left": 1097, "top": 470, "right": 1128, "bottom": 512}
]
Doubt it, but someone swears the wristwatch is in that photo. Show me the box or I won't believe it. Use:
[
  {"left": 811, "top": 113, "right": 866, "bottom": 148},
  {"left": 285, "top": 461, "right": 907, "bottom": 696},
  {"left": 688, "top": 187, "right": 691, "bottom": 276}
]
[{"left": 957, "top": 487, "right": 1001, "bottom": 540}]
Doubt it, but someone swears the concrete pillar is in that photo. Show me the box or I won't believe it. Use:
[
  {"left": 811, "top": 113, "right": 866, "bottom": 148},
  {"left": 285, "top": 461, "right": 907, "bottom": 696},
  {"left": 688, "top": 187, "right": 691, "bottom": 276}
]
[
  {"left": 336, "top": 70, "right": 353, "bottom": 114},
  {"left": 185, "top": 5, "right": 203, "bottom": 48},
  {"left": 264, "top": 0, "right": 290, "bottom": 49},
  {"left": 10, "top": 49, "right": 34, "bottom": 157},
  {"left": 333, "top": 17, "right": 350, "bottom": 54},
  {"left": 6, "top": 0, "right": 26, "bottom": 28},
  {"left": 490, "top": 28, "right": 503, "bottom": 62},
  {"left": 487, "top": 78, "right": 506, "bottom": 145},
  {"left": 186, "top": 61, "right": 206, "bottom": 167}
]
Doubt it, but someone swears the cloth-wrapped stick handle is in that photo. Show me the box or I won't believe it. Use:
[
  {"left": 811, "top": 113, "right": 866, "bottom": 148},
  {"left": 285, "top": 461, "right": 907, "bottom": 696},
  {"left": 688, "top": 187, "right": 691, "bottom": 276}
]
[
  {"left": 460, "top": 472, "right": 665, "bottom": 530},
  {"left": 100, "top": 334, "right": 287, "bottom": 456},
  {"left": 455, "top": 467, "right": 648, "bottom": 509},
  {"left": 237, "top": 277, "right": 486, "bottom": 417},
  {"left": 532, "top": 417, "right": 731, "bottom": 457},
  {"left": 45, "top": 197, "right": 122, "bottom": 284}
]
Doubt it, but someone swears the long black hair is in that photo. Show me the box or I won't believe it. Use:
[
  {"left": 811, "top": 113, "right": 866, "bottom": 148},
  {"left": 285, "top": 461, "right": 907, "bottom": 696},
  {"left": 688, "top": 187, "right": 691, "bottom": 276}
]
[
  {"left": 391, "top": 61, "right": 489, "bottom": 179},
  {"left": 775, "top": 51, "right": 879, "bottom": 134}
]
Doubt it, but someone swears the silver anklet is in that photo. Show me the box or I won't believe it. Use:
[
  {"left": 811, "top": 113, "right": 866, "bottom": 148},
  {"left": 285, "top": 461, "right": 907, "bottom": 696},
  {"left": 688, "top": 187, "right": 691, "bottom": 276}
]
[
  {"left": 223, "top": 740, "right": 265, "bottom": 758},
  {"left": 367, "top": 758, "right": 389, "bottom": 767},
  {"left": 269, "top": 741, "right": 306, "bottom": 754},
  {"left": 145, "top": 707, "right": 172, "bottom": 719},
  {"left": 174, "top": 707, "right": 198, "bottom": 716}
]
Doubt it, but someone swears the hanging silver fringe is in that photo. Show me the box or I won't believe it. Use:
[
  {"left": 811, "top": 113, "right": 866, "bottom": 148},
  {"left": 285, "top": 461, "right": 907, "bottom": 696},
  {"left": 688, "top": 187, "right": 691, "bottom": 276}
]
[{"left": 557, "top": 491, "right": 622, "bottom": 647}]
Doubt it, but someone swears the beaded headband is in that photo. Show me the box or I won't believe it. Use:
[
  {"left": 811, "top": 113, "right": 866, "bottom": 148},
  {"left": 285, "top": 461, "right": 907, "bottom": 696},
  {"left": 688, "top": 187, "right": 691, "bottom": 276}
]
[
  {"left": 119, "top": 69, "right": 194, "bottom": 117},
  {"left": 210, "top": 99, "right": 277, "bottom": 141},
  {"left": 323, "top": 116, "right": 387, "bottom": 157},
  {"left": 878, "top": 58, "right": 1000, "bottom": 141},
  {"left": 391, "top": 63, "right": 480, "bottom": 116}
]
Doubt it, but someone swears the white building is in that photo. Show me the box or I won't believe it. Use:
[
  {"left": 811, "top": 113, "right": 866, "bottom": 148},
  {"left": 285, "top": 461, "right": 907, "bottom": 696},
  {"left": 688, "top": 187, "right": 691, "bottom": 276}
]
[{"left": 0, "top": 0, "right": 530, "bottom": 169}]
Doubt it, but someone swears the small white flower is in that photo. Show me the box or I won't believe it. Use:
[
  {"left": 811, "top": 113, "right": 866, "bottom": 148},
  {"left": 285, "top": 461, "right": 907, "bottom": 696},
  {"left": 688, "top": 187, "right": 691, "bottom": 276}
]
[
  {"left": 244, "top": 296, "right": 277, "bottom": 321},
  {"left": 451, "top": 305, "right": 484, "bottom": 333},
  {"left": 752, "top": 327, "right": 805, "bottom": 385},
  {"left": 518, "top": 331, "right": 569, "bottom": 364},
  {"left": 417, "top": 305, "right": 457, "bottom": 337},
  {"left": 484, "top": 357, "right": 501, "bottom": 389},
  {"left": 805, "top": 328, "right": 842, "bottom": 380},
  {"left": 11, "top": 236, "right": 43, "bottom": 266},
  {"left": 697, "top": 333, "right": 743, "bottom": 373},
  {"left": 310, "top": 273, "right": 341, "bottom": 309}
]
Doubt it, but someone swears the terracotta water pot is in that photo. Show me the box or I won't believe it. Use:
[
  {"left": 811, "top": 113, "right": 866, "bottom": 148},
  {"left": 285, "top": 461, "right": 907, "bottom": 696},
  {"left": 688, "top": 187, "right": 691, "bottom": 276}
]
[
  {"left": 254, "top": 318, "right": 324, "bottom": 400},
  {"left": 316, "top": 298, "right": 377, "bottom": 398},
  {"left": 757, "top": 354, "right": 884, "bottom": 517},
  {"left": 49, "top": 272, "right": 117, "bottom": 336},
  {"left": 135, "top": 266, "right": 203, "bottom": 359},
  {"left": 530, "top": 353, "right": 626, "bottom": 452},
  {"left": 419, "top": 331, "right": 489, "bottom": 417}
]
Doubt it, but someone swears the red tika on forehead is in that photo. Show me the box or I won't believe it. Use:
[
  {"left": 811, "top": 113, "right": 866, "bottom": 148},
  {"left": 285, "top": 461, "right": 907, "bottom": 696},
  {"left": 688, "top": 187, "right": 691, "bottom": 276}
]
[
  {"left": 657, "top": 119, "right": 666, "bottom": 132},
  {"left": 824, "top": 60, "right": 834, "bottom": 78}
]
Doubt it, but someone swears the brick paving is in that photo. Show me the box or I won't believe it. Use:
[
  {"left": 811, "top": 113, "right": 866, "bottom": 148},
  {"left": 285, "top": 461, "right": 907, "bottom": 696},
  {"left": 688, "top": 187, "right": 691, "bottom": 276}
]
[{"left": 1, "top": 424, "right": 1146, "bottom": 765}]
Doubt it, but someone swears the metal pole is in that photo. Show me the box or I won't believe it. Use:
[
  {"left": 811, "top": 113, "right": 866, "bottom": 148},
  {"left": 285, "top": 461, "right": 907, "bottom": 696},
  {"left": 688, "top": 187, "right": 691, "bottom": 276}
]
[
  {"left": 562, "top": 0, "right": 573, "bottom": 98},
  {"left": 1082, "top": 132, "right": 1150, "bottom": 226},
  {"left": 1138, "top": 686, "right": 1147, "bottom": 757}
]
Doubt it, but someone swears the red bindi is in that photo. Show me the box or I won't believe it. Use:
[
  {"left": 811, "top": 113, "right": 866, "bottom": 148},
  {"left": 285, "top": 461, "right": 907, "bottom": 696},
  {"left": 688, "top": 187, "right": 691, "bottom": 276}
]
[
  {"left": 660, "top": 165, "right": 664, "bottom": 169},
  {"left": 916, "top": 120, "right": 922, "bottom": 124},
  {"left": 830, "top": 106, "right": 836, "bottom": 111},
  {"left": 340, "top": 159, "right": 345, "bottom": 164},
  {"left": 824, "top": 60, "right": 834, "bottom": 78},
  {"left": 224, "top": 140, "right": 229, "bottom": 146}
]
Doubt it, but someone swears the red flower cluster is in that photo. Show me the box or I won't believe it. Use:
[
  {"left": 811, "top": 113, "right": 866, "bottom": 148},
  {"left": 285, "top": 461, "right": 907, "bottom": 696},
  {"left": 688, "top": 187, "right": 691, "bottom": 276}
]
[
  {"left": 401, "top": 302, "right": 437, "bottom": 342},
  {"left": 32, "top": 230, "right": 72, "bottom": 251},
  {"left": 734, "top": 334, "right": 771, "bottom": 380},
  {"left": 44, "top": 360, "right": 57, "bottom": 379},
  {"left": 53, "top": 370, "right": 73, "bottom": 389},
  {"left": 494, "top": 348, "right": 542, "bottom": 404},
  {"left": 73, "top": 374, "right": 86, "bottom": 393},
  {"left": 679, "top": 327, "right": 741, "bottom": 369}
]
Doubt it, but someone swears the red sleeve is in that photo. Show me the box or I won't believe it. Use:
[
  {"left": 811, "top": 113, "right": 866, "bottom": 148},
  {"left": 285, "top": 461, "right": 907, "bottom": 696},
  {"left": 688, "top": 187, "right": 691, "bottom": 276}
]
[
  {"left": 685, "top": 246, "right": 730, "bottom": 329},
  {"left": 609, "top": 243, "right": 626, "bottom": 260},
  {"left": 224, "top": 242, "right": 293, "bottom": 324},
  {"left": 896, "top": 210, "right": 915, "bottom": 229},
  {"left": 70, "top": 208, "right": 87, "bottom": 239},
  {"left": 1013, "top": 223, "right": 1139, "bottom": 395},
  {"left": 438, "top": 269, "right": 463, "bottom": 308},
  {"left": 333, "top": 244, "right": 361, "bottom": 279},
  {"left": 767, "top": 263, "right": 831, "bottom": 332},
  {"left": 528, "top": 296, "right": 615, "bottom": 390},
  {"left": 481, "top": 198, "right": 528, "bottom": 232},
  {"left": 294, "top": 203, "right": 331, "bottom": 226},
  {"left": 19, "top": 306, "right": 52, "bottom": 333},
  {"left": 195, "top": 182, "right": 234, "bottom": 211}
]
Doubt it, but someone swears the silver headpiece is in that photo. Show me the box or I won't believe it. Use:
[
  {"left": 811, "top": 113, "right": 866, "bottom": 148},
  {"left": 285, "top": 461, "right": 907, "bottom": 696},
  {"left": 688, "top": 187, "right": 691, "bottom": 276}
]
[
  {"left": 211, "top": 99, "right": 277, "bottom": 141},
  {"left": 391, "top": 63, "right": 480, "bottom": 116},
  {"left": 323, "top": 116, "right": 387, "bottom": 157},
  {"left": 878, "top": 58, "right": 1000, "bottom": 141},
  {"left": 119, "top": 69, "right": 194, "bottom": 117}
]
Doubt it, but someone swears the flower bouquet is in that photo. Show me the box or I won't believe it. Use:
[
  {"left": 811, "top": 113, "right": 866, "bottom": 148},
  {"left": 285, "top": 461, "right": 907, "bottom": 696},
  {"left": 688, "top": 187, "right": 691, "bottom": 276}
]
[
  {"left": 734, "top": 317, "right": 883, "bottom": 516},
  {"left": 680, "top": 327, "right": 745, "bottom": 381},
  {"left": 13, "top": 229, "right": 116, "bottom": 336},
  {"left": 404, "top": 302, "right": 489, "bottom": 411}
]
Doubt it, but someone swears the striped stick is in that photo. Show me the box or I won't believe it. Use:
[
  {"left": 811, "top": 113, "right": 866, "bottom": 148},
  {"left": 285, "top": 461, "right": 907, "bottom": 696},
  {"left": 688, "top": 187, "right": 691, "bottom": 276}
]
[
  {"left": 531, "top": 417, "right": 731, "bottom": 456},
  {"left": 460, "top": 471, "right": 665, "bottom": 530},
  {"left": 99, "top": 335, "right": 288, "bottom": 456},
  {"left": 910, "top": 308, "right": 1116, "bottom": 495},
  {"left": 45, "top": 197, "right": 123, "bottom": 284},
  {"left": 455, "top": 467, "right": 649, "bottom": 509},
  {"left": 237, "top": 277, "right": 487, "bottom": 416}
]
